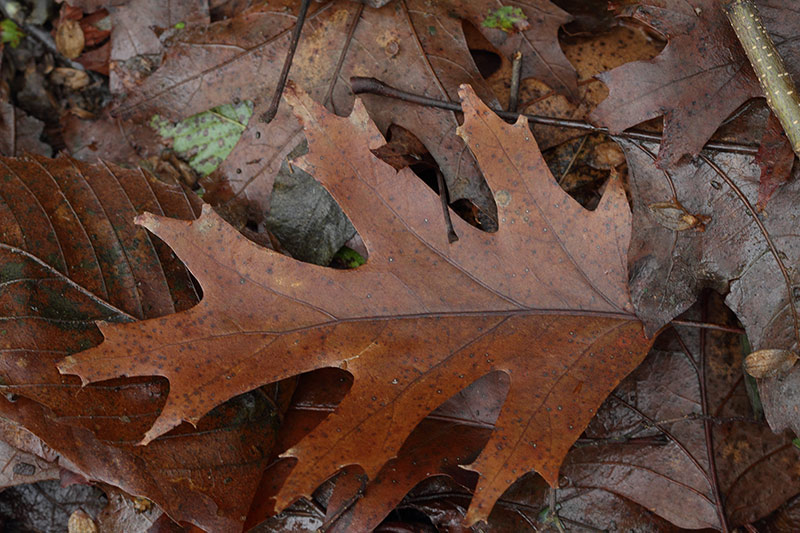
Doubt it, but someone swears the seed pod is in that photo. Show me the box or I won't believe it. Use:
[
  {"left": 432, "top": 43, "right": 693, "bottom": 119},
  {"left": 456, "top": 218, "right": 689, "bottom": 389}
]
[
  {"left": 648, "top": 200, "right": 710, "bottom": 232},
  {"left": 68, "top": 510, "right": 97, "bottom": 533},
  {"left": 55, "top": 20, "right": 85, "bottom": 60},
  {"left": 744, "top": 348, "right": 799, "bottom": 379}
]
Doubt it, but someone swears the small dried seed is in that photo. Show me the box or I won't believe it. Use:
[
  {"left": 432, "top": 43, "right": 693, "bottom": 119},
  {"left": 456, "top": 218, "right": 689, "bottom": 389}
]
[{"left": 744, "top": 348, "right": 799, "bottom": 379}]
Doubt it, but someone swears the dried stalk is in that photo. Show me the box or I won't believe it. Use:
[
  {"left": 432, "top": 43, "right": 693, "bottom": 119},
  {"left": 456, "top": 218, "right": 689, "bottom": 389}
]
[
  {"left": 350, "top": 77, "right": 759, "bottom": 156},
  {"left": 723, "top": 0, "right": 800, "bottom": 157}
]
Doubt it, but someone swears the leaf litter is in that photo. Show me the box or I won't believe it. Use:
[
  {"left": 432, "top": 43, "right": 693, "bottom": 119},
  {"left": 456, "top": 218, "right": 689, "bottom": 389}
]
[{"left": 3, "top": 0, "right": 800, "bottom": 530}]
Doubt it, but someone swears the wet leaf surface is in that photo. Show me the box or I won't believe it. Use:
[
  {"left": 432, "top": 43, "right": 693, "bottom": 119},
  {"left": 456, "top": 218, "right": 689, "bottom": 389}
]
[
  {"left": 622, "top": 138, "right": 800, "bottom": 459},
  {"left": 59, "top": 84, "right": 652, "bottom": 525}
]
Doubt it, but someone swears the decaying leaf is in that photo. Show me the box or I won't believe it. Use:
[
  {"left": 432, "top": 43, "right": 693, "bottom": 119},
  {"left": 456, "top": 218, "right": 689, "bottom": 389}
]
[
  {"left": 68, "top": 509, "right": 98, "bottom": 533},
  {"left": 648, "top": 199, "right": 710, "bottom": 232},
  {"left": 745, "top": 349, "right": 799, "bottom": 379},
  {"left": 151, "top": 100, "right": 254, "bottom": 178},
  {"left": 482, "top": 6, "right": 530, "bottom": 33},
  {"left": 621, "top": 139, "right": 800, "bottom": 442},
  {"left": 56, "top": 19, "right": 85, "bottom": 59},
  {"left": 58, "top": 82, "right": 652, "bottom": 525},
  {"left": 561, "top": 297, "right": 800, "bottom": 529}
]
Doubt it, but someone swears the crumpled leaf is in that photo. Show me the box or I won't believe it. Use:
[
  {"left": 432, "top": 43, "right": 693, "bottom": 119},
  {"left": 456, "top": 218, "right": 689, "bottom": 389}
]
[
  {"left": 745, "top": 348, "right": 799, "bottom": 379},
  {"left": 590, "top": 0, "right": 800, "bottom": 167},
  {"left": 621, "top": 139, "right": 800, "bottom": 441},
  {"left": 114, "top": 0, "right": 576, "bottom": 227},
  {"left": 59, "top": 83, "right": 651, "bottom": 525}
]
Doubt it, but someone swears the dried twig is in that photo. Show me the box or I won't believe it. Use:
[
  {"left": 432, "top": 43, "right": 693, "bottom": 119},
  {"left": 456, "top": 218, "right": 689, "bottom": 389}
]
[
  {"left": 261, "top": 0, "right": 312, "bottom": 123},
  {"left": 509, "top": 51, "right": 522, "bottom": 112},
  {"left": 350, "top": 77, "right": 759, "bottom": 155},
  {"left": 723, "top": 0, "right": 800, "bottom": 157}
]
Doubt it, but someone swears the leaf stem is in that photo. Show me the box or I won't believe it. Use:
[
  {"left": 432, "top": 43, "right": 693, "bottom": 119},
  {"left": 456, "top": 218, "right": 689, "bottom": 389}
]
[
  {"left": 322, "top": 2, "right": 364, "bottom": 111},
  {"left": 670, "top": 319, "right": 744, "bottom": 334},
  {"left": 349, "top": 77, "right": 759, "bottom": 155},
  {"left": 435, "top": 168, "right": 458, "bottom": 243}
]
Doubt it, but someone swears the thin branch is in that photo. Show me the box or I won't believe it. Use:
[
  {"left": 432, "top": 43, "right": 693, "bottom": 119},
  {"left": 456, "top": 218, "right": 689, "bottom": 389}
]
[
  {"left": 435, "top": 169, "right": 458, "bottom": 243},
  {"left": 261, "top": 0, "right": 312, "bottom": 123},
  {"left": 323, "top": 2, "right": 364, "bottom": 111},
  {"left": 509, "top": 51, "right": 522, "bottom": 112},
  {"left": 350, "top": 77, "right": 759, "bottom": 155},
  {"left": 670, "top": 319, "right": 745, "bottom": 334}
]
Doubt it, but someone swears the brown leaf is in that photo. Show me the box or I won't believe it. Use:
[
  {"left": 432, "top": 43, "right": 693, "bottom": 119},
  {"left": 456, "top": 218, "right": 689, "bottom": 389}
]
[
  {"left": 62, "top": 111, "right": 162, "bottom": 167},
  {"left": 0, "top": 419, "right": 60, "bottom": 489},
  {"left": 0, "top": 393, "right": 276, "bottom": 533},
  {"left": 518, "top": 24, "right": 663, "bottom": 151},
  {"left": 621, "top": 138, "right": 800, "bottom": 447},
  {"left": 589, "top": 0, "right": 800, "bottom": 167},
  {"left": 562, "top": 297, "right": 800, "bottom": 528},
  {"left": 321, "top": 373, "right": 505, "bottom": 532},
  {"left": 107, "top": 0, "right": 209, "bottom": 92},
  {"left": 56, "top": 19, "right": 86, "bottom": 59},
  {"left": 0, "top": 155, "right": 278, "bottom": 532},
  {"left": 59, "top": 83, "right": 651, "bottom": 525},
  {"left": 757, "top": 111, "right": 796, "bottom": 209}
]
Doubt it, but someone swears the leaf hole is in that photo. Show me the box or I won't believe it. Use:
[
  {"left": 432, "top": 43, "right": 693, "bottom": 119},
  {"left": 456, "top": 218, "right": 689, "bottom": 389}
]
[{"left": 462, "top": 20, "right": 503, "bottom": 79}]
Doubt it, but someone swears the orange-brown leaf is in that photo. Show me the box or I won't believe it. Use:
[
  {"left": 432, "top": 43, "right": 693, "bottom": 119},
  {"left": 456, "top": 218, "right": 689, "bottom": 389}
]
[{"left": 59, "top": 83, "right": 652, "bottom": 524}]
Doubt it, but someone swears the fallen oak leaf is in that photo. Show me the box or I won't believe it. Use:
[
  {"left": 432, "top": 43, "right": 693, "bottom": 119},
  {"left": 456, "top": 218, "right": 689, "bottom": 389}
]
[{"left": 59, "top": 82, "right": 652, "bottom": 525}]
